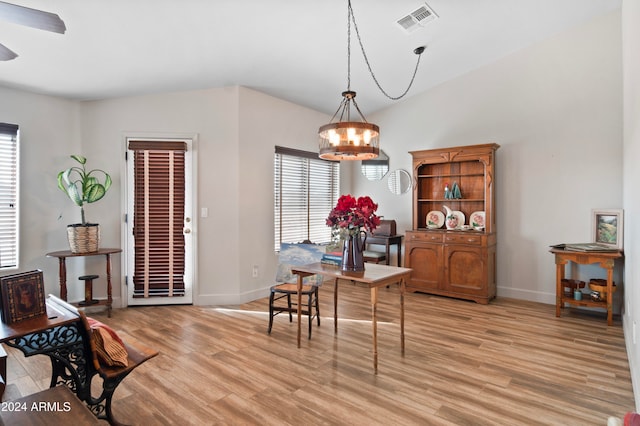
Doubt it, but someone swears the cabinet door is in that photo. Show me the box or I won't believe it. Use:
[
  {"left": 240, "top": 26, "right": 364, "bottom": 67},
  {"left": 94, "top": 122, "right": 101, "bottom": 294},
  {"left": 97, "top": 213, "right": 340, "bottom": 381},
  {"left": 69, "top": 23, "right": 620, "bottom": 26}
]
[
  {"left": 406, "top": 242, "right": 441, "bottom": 291},
  {"left": 444, "top": 245, "right": 486, "bottom": 295}
]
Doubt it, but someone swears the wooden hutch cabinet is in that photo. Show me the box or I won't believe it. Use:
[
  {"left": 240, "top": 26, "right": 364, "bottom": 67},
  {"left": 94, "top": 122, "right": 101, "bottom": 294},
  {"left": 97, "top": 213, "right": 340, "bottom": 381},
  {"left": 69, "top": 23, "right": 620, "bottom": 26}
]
[{"left": 405, "top": 143, "right": 499, "bottom": 304}]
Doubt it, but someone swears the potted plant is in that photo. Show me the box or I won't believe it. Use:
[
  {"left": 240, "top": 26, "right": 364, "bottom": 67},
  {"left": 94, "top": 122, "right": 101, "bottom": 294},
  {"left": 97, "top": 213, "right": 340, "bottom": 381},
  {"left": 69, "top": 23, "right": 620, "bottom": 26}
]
[{"left": 57, "top": 155, "right": 112, "bottom": 253}]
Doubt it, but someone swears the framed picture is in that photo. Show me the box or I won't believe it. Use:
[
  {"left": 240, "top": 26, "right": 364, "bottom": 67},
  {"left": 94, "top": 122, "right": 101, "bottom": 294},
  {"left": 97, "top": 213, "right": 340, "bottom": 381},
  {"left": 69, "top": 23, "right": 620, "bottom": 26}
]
[
  {"left": 0, "top": 270, "right": 47, "bottom": 324},
  {"left": 591, "top": 209, "right": 624, "bottom": 250}
]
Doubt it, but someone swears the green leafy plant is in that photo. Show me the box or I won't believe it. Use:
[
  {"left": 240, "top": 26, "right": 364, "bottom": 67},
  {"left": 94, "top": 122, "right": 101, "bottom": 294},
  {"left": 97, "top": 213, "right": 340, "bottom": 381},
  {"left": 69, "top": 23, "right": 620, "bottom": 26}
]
[{"left": 57, "top": 155, "right": 112, "bottom": 225}]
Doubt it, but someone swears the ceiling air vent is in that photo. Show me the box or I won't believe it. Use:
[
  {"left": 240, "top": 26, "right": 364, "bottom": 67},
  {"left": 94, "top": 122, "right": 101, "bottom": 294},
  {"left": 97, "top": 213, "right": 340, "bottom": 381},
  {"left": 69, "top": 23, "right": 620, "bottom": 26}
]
[{"left": 396, "top": 2, "right": 438, "bottom": 34}]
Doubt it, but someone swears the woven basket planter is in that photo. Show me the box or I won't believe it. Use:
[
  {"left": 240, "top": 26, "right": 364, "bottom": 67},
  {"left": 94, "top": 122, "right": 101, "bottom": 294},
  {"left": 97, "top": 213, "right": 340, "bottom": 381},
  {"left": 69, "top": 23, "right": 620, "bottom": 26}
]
[{"left": 67, "top": 223, "right": 100, "bottom": 253}]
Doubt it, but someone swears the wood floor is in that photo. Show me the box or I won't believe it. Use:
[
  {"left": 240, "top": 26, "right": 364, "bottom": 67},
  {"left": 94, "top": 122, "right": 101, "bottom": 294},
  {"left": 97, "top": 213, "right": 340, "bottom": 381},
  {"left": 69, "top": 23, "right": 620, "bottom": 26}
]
[{"left": 3, "top": 281, "right": 634, "bottom": 425}]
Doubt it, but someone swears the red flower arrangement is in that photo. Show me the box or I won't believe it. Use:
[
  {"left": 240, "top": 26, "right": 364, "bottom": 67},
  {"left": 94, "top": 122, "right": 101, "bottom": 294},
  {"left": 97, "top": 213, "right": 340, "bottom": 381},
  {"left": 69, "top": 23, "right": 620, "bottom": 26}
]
[{"left": 326, "top": 194, "right": 381, "bottom": 238}]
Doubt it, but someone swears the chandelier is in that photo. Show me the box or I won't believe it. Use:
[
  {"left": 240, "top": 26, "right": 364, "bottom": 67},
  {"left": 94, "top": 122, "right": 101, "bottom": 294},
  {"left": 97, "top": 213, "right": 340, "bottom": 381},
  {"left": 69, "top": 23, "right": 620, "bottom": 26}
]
[
  {"left": 318, "top": 0, "right": 425, "bottom": 161},
  {"left": 318, "top": 90, "right": 380, "bottom": 160}
]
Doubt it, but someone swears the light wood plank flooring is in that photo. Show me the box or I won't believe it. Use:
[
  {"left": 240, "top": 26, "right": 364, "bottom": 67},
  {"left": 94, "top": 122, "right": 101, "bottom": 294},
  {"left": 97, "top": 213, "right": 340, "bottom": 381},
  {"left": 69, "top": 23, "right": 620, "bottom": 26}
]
[{"left": 3, "top": 281, "right": 634, "bottom": 425}]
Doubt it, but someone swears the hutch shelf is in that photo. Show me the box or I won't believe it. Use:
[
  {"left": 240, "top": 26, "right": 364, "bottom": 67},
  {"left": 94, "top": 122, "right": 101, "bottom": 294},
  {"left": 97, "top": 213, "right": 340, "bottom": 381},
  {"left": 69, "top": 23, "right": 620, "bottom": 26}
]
[{"left": 405, "top": 143, "right": 499, "bottom": 304}]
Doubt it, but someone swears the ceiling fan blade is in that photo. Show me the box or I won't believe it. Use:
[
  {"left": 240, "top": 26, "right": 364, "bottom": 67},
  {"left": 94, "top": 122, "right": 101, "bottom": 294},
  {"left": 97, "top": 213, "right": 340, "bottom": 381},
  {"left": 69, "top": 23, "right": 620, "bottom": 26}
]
[
  {"left": 0, "top": 1, "right": 66, "bottom": 34},
  {"left": 0, "top": 42, "right": 18, "bottom": 60}
]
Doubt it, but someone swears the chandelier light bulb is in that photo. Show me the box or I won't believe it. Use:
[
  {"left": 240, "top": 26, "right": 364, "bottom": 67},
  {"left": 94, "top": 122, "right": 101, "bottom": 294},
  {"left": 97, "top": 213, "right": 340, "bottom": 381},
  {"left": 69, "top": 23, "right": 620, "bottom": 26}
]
[
  {"left": 329, "top": 129, "right": 339, "bottom": 145},
  {"left": 363, "top": 130, "right": 371, "bottom": 144}
]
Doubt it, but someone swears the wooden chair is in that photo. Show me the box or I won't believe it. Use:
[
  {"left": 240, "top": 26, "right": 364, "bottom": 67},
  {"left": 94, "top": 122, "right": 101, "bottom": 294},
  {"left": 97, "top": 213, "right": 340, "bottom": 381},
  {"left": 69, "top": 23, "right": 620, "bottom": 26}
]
[
  {"left": 268, "top": 242, "right": 326, "bottom": 339},
  {"left": 363, "top": 250, "right": 386, "bottom": 264},
  {"left": 47, "top": 295, "right": 158, "bottom": 425},
  {"left": 268, "top": 283, "right": 319, "bottom": 339},
  {"left": 363, "top": 219, "right": 396, "bottom": 265}
]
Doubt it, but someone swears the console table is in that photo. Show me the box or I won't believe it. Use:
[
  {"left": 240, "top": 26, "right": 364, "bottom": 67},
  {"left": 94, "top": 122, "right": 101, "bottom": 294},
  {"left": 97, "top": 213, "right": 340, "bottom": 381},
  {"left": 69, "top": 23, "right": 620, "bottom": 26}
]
[
  {"left": 365, "top": 234, "right": 404, "bottom": 266},
  {"left": 46, "top": 248, "right": 122, "bottom": 317},
  {"left": 550, "top": 248, "right": 624, "bottom": 325}
]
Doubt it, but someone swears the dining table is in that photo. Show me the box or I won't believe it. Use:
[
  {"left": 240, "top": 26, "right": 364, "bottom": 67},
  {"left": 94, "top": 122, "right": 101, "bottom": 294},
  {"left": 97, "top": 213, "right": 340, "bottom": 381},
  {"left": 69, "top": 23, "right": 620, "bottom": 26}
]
[{"left": 289, "top": 262, "right": 412, "bottom": 373}]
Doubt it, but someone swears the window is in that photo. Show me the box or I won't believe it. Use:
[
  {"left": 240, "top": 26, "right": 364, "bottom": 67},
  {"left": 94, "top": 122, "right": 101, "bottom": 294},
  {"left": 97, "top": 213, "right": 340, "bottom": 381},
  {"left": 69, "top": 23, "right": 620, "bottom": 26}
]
[
  {"left": 274, "top": 146, "right": 340, "bottom": 251},
  {"left": 0, "top": 123, "right": 19, "bottom": 269}
]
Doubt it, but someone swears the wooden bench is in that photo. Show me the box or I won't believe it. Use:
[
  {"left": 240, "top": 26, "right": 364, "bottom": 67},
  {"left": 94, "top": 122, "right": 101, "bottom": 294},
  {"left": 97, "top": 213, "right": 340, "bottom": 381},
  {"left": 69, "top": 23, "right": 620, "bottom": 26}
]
[{"left": 47, "top": 295, "right": 158, "bottom": 425}]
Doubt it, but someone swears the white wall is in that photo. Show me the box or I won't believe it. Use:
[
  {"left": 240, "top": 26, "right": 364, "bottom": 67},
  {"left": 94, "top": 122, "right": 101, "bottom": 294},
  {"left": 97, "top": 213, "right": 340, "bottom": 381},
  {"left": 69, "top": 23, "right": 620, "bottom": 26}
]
[
  {"left": 236, "top": 87, "right": 331, "bottom": 299},
  {"left": 622, "top": 0, "right": 640, "bottom": 410},
  {"left": 353, "top": 11, "right": 623, "bottom": 304},
  {"left": 80, "top": 87, "right": 241, "bottom": 306},
  {"left": 0, "top": 87, "right": 84, "bottom": 298},
  {"left": 78, "top": 86, "right": 330, "bottom": 306}
]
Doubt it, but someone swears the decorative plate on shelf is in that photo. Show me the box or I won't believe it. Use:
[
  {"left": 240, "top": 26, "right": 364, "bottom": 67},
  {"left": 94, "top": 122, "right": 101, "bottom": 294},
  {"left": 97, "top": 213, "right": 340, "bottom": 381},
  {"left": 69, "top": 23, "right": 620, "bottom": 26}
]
[
  {"left": 426, "top": 211, "right": 445, "bottom": 229},
  {"left": 470, "top": 211, "right": 486, "bottom": 228}
]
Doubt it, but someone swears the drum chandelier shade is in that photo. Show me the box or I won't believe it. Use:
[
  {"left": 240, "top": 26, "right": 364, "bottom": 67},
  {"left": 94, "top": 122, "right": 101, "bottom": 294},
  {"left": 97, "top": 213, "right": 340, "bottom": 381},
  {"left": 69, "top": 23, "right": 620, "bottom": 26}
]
[
  {"left": 318, "top": 91, "right": 380, "bottom": 161},
  {"left": 318, "top": 0, "right": 425, "bottom": 161}
]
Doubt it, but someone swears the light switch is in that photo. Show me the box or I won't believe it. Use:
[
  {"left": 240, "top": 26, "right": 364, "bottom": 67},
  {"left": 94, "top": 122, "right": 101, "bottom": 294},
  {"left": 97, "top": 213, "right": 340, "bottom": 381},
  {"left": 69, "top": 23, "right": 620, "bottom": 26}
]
[{"left": 201, "top": 207, "right": 208, "bottom": 218}]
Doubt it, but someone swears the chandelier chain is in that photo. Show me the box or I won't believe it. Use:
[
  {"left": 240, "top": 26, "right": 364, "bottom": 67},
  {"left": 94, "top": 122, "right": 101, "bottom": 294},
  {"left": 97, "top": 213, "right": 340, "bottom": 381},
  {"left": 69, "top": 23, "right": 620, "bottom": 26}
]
[
  {"left": 347, "top": 0, "right": 423, "bottom": 101},
  {"left": 346, "top": 1, "right": 351, "bottom": 91}
]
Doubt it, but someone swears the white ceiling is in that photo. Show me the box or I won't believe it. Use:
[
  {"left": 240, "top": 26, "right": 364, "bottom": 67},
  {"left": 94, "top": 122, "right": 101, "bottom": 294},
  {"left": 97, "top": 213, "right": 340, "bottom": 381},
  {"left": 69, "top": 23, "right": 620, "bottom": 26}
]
[{"left": 0, "top": 0, "right": 621, "bottom": 115}]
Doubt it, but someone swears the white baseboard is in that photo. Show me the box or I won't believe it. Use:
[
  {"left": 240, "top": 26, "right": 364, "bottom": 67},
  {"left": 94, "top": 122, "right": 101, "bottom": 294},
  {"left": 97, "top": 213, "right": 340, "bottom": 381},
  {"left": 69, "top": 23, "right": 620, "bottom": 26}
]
[
  {"left": 194, "top": 286, "right": 271, "bottom": 306},
  {"left": 497, "top": 286, "right": 555, "bottom": 304}
]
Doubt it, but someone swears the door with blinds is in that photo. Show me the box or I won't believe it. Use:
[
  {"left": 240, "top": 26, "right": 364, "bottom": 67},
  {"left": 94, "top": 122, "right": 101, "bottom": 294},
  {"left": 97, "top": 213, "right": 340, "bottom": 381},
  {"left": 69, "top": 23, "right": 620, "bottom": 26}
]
[{"left": 126, "top": 138, "right": 194, "bottom": 305}]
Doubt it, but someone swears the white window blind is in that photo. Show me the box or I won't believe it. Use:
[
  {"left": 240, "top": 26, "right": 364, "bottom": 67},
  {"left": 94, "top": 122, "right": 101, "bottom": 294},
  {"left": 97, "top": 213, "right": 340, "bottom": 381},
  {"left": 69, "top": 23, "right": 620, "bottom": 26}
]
[
  {"left": 0, "top": 123, "right": 19, "bottom": 269},
  {"left": 274, "top": 146, "right": 339, "bottom": 251}
]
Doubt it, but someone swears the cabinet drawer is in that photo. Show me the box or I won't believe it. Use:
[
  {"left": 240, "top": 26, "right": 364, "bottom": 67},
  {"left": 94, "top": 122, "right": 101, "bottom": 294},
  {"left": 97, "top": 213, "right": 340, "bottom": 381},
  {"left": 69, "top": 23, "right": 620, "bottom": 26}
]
[
  {"left": 407, "top": 232, "right": 443, "bottom": 243},
  {"left": 444, "top": 233, "right": 482, "bottom": 245}
]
